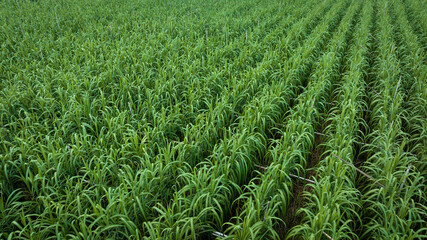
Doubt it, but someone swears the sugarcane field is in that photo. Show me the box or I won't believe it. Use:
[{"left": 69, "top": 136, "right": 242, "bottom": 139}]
[{"left": 0, "top": 0, "right": 426, "bottom": 239}]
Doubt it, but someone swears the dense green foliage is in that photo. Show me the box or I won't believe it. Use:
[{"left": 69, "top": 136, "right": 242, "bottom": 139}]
[{"left": 0, "top": 0, "right": 426, "bottom": 239}]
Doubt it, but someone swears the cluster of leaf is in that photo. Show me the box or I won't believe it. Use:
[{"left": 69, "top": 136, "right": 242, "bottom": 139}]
[
  {"left": 360, "top": 0, "right": 426, "bottom": 238},
  {"left": 288, "top": 0, "right": 368, "bottom": 239},
  {"left": 390, "top": 0, "right": 427, "bottom": 175},
  {"left": 142, "top": 0, "right": 345, "bottom": 238},
  {"left": 222, "top": 0, "right": 356, "bottom": 238},
  {"left": 1, "top": 0, "right": 426, "bottom": 239},
  {"left": 0, "top": 0, "right": 313, "bottom": 239},
  {"left": 402, "top": 0, "right": 426, "bottom": 47}
]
